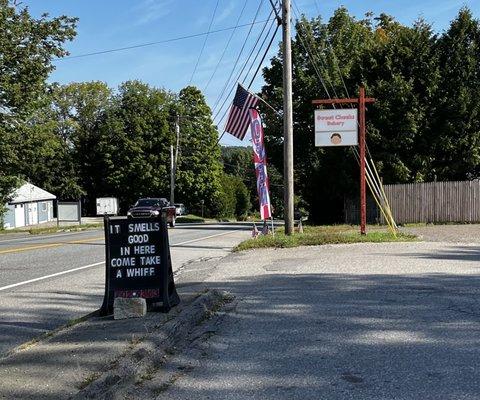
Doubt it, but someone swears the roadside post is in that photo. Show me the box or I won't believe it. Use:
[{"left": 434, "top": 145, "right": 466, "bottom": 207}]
[
  {"left": 100, "top": 212, "right": 179, "bottom": 315},
  {"left": 312, "top": 86, "right": 375, "bottom": 235}
]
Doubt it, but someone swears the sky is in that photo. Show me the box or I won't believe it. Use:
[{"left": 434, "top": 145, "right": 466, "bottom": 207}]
[{"left": 20, "top": 0, "right": 480, "bottom": 146}]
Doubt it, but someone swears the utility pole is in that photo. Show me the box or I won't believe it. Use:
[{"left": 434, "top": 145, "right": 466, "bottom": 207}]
[
  {"left": 282, "top": 0, "right": 294, "bottom": 235},
  {"left": 170, "top": 114, "right": 180, "bottom": 205},
  {"left": 170, "top": 145, "right": 174, "bottom": 205}
]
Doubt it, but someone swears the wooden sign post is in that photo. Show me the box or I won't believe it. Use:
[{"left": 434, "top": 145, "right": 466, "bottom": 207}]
[{"left": 312, "top": 86, "right": 375, "bottom": 235}]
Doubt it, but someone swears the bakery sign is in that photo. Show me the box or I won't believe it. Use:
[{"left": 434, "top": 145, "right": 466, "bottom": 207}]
[{"left": 314, "top": 109, "right": 358, "bottom": 147}]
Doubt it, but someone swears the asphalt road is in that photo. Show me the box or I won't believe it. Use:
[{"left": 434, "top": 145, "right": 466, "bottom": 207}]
[
  {"left": 159, "top": 241, "right": 480, "bottom": 400},
  {"left": 0, "top": 223, "right": 250, "bottom": 356}
]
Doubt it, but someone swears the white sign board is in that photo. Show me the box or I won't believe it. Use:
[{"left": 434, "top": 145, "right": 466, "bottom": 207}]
[
  {"left": 314, "top": 109, "right": 358, "bottom": 147},
  {"left": 58, "top": 202, "right": 81, "bottom": 222}
]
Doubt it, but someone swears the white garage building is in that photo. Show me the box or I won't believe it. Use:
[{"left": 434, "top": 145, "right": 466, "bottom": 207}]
[{"left": 2, "top": 182, "right": 56, "bottom": 229}]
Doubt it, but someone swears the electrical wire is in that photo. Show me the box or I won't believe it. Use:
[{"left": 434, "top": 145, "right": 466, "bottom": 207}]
[
  {"left": 215, "top": 19, "right": 280, "bottom": 142},
  {"left": 215, "top": 19, "right": 280, "bottom": 130},
  {"left": 189, "top": 0, "right": 220, "bottom": 85},
  {"left": 213, "top": 16, "right": 277, "bottom": 123},
  {"left": 292, "top": 2, "right": 340, "bottom": 100},
  {"left": 211, "top": 0, "right": 266, "bottom": 114},
  {"left": 204, "top": 0, "right": 249, "bottom": 91},
  {"left": 54, "top": 19, "right": 273, "bottom": 61},
  {"left": 247, "top": 22, "right": 280, "bottom": 88}
]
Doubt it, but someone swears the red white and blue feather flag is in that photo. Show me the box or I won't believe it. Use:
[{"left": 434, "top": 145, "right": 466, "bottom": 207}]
[
  {"left": 249, "top": 108, "right": 272, "bottom": 220},
  {"left": 224, "top": 84, "right": 259, "bottom": 140}
]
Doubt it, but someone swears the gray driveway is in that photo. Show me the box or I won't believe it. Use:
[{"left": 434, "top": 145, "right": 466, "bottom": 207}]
[{"left": 159, "top": 241, "right": 480, "bottom": 400}]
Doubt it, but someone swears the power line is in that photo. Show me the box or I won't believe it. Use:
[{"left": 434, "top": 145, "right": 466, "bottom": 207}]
[
  {"left": 189, "top": 0, "right": 220, "bottom": 85},
  {"left": 54, "top": 19, "right": 274, "bottom": 61},
  {"left": 204, "top": 0, "right": 249, "bottom": 91},
  {"left": 294, "top": 19, "right": 332, "bottom": 99},
  {"left": 247, "top": 22, "right": 280, "bottom": 88},
  {"left": 211, "top": 0, "right": 265, "bottom": 114},
  {"left": 215, "top": 0, "right": 281, "bottom": 143},
  {"left": 213, "top": 4, "right": 277, "bottom": 121},
  {"left": 213, "top": 13, "right": 275, "bottom": 121},
  {"left": 216, "top": 20, "right": 280, "bottom": 142},
  {"left": 215, "top": 19, "right": 279, "bottom": 129},
  {"left": 291, "top": 1, "right": 341, "bottom": 101}
]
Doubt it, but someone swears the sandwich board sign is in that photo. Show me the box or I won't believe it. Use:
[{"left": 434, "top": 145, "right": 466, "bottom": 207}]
[
  {"left": 314, "top": 108, "right": 358, "bottom": 147},
  {"left": 100, "top": 214, "right": 179, "bottom": 315}
]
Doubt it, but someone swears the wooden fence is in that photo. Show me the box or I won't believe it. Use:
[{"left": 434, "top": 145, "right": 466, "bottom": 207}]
[{"left": 382, "top": 180, "right": 480, "bottom": 224}]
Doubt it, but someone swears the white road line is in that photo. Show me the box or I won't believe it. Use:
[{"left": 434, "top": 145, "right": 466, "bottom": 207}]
[
  {"left": 0, "top": 229, "right": 242, "bottom": 292},
  {"left": 0, "top": 230, "right": 101, "bottom": 245},
  {"left": 171, "top": 230, "right": 238, "bottom": 246},
  {"left": 0, "top": 261, "right": 105, "bottom": 292}
]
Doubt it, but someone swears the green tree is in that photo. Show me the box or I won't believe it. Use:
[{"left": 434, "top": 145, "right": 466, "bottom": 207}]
[
  {"left": 233, "top": 175, "right": 251, "bottom": 219},
  {"left": 431, "top": 8, "right": 480, "bottom": 180},
  {"left": 262, "top": 9, "right": 373, "bottom": 223},
  {"left": 94, "top": 81, "right": 174, "bottom": 211},
  {"left": 9, "top": 113, "right": 83, "bottom": 199},
  {"left": 261, "top": 7, "right": 443, "bottom": 223},
  {"left": 175, "top": 86, "right": 223, "bottom": 216},
  {"left": 0, "top": 0, "right": 77, "bottom": 214},
  {"left": 216, "top": 173, "right": 251, "bottom": 219},
  {"left": 48, "top": 82, "right": 112, "bottom": 207},
  {"left": 357, "top": 15, "right": 440, "bottom": 183},
  {"left": 221, "top": 146, "right": 283, "bottom": 217},
  {"left": 221, "top": 146, "right": 256, "bottom": 208},
  {"left": 216, "top": 174, "right": 236, "bottom": 218}
]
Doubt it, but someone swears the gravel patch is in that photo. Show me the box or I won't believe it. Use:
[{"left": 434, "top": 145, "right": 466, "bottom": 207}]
[{"left": 401, "top": 224, "right": 480, "bottom": 243}]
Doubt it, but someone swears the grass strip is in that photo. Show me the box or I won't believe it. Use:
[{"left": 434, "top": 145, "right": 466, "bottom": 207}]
[
  {"left": 0, "top": 223, "right": 104, "bottom": 236},
  {"left": 176, "top": 214, "right": 205, "bottom": 223},
  {"left": 27, "top": 223, "right": 103, "bottom": 235},
  {"left": 234, "top": 225, "right": 416, "bottom": 251}
]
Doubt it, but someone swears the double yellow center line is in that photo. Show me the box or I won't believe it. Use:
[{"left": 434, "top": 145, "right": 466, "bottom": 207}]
[{"left": 0, "top": 236, "right": 104, "bottom": 255}]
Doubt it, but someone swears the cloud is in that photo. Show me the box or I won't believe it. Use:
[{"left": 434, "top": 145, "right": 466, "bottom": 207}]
[
  {"left": 215, "top": 0, "right": 236, "bottom": 24},
  {"left": 133, "top": 0, "right": 174, "bottom": 26}
]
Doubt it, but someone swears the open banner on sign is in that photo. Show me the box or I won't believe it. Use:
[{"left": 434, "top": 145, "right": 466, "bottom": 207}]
[
  {"left": 249, "top": 108, "right": 272, "bottom": 220},
  {"left": 314, "top": 109, "right": 358, "bottom": 147}
]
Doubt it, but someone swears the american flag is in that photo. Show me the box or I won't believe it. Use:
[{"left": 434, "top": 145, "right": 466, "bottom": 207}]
[{"left": 224, "top": 84, "right": 259, "bottom": 140}]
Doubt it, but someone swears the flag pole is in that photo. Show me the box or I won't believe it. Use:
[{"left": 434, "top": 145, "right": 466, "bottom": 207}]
[{"left": 239, "top": 82, "right": 282, "bottom": 118}]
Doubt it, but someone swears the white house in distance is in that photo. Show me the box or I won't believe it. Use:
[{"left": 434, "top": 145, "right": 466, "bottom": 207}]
[{"left": 2, "top": 182, "right": 56, "bottom": 229}]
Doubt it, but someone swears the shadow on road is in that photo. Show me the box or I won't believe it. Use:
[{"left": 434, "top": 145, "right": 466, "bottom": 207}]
[
  {"left": 390, "top": 245, "right": 480, "bottom": 262},
  {"left": 1, "top": 267, "right": 479, "bottom": 399}
]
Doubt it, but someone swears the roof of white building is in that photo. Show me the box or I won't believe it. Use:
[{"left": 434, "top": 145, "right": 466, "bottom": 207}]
[{"left": 9, "top": 182, "right": 56, "bottom": 204}]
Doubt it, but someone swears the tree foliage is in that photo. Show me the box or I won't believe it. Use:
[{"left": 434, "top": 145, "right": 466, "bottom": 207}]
[
  {"left": 175, "top": 86, "right": 223, "bottom": 217},
  {"left": 216, "top": 173, "right": 251, "bottom": 219},
  {"left": 2, "top": 2, "right": 480, "bottom": 226},
  {"left": 261, "top": 7, "right": 480, "bottom": 223},
  {"left": 221, "top": 146, "right": 283, "bottom": 217},
  {"left": 0, "top": 0, "right": 77, "bottom": 210}
]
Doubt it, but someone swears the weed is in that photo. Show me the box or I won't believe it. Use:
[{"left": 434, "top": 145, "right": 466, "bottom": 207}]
[{"left": 77, "top": 372, "right": 102, "bottom": 390}]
